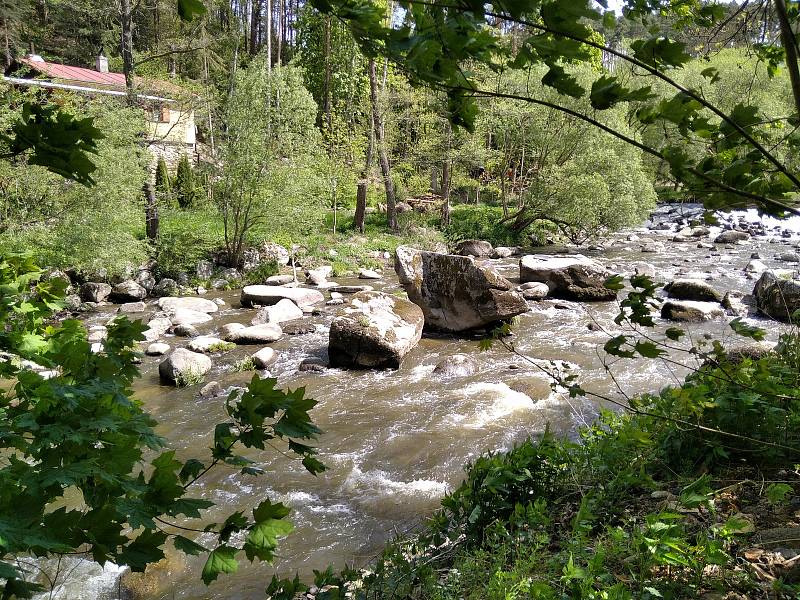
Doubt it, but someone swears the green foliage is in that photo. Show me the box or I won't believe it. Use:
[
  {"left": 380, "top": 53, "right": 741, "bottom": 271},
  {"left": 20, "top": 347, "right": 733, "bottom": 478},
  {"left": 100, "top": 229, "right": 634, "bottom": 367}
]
[
  {"left": 442, "top": 205, "right": 527, "bottom": 247},
  {"left": 245, "top": 260, "right": 280, "bottom": 285},
  {"left": 155, "top": 155, "right": 172, "bottom": 205},
  {"left": 0, "top": 253, "right": 324, "bottom": 597},
  {"left": 0, "top": 92, "right": 150, "bottom": 279},
  {"left": 174, "top": 154, "right": 198, "bottom": 209},
  {"left": 233, "top": 357, "right": 257, "bottom": 372}
]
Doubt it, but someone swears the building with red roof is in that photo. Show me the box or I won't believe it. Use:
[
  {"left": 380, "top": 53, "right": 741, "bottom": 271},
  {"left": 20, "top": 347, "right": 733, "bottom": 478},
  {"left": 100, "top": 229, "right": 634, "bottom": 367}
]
[{"left": 4, "top": 53, "right": 198, "bottom": 173}]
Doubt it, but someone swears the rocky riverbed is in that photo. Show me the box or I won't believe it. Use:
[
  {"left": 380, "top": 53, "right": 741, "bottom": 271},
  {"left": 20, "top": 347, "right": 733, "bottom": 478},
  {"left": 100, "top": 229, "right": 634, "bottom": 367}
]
[{"left": 31, "top": 204, "right": 800, "bottom": 599}]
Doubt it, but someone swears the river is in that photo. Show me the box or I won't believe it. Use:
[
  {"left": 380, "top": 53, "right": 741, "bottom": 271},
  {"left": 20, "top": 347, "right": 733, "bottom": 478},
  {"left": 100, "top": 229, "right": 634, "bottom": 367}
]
[{"left": 33, "top": 206, "right": 800, "bottom": 599}]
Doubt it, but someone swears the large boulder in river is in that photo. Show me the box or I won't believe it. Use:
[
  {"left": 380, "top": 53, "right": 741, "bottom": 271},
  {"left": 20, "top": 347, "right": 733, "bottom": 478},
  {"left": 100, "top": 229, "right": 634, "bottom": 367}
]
[
  {"left": 328, "top": 290, "right": 424, "bottom": 369},
  {"left": 661, "top": 300, "right": 725, "bottom": 322},
  {"left": 394, "top": 246, "right": 528, "bottom": 332},
  {"left": 251, "top": 298, "right": 304, "bottom": 325},
  {"left": 714, "top": 230, "right": 750, "bottom": 244},
  {"left": 222, "top": 322, "right": 283, "bottom": 344},
  {"left": 158, "top": 348, "right": 212, "bottom": 385},
  {"left": 664, "top": 279, "right": 722, "bottom": 303},
  {"left": 455, "top": 239, "right": 493, "bottom": 258},
  {"left": 241, "top": 285, "right": 324, "bottom": 308},
  {"left": 519, "top": 255, "right": 616, "bottom": 301},
  {"left": 110, "top": 280, "right": 147, "bottom": 302},
  {"left": 80, "top": 282, "right": 112, "bottom": 303},
  {"left": 158, "top": 296, "right": 218, "bottom": 314},
  {"left": 753, "top": 270, "right": 800, "bottom": 321}
]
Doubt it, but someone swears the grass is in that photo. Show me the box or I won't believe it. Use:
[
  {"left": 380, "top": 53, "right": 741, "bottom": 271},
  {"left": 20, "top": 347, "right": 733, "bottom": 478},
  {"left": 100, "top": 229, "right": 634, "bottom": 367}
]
[
  {"left": 232, "top": 357, "right": 256, "bottom": 372},
  {"left": 206, "top": 341, "right": 236, "bottom": 353},
  {"left": 174, "top": 369, "right": 205, "bottom": 387}
]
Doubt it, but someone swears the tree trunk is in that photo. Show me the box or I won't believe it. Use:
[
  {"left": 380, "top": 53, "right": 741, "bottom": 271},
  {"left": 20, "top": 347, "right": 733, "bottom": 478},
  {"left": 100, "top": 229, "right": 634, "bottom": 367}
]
[
  {"left": 441, "top": 121, "right": 452, "bottom": 227},
  {"left": 250, "top": 0, "right": 261, "bottom": 55},
  {"left": 145, "top": 183, "right": 159, "bottom": 240},
  {"left": 324, "top": 16, "right": 332, "bottom": 139},
  {"left": 276, "top": 0, "right": 283, "bottom": 65},
  {"left": 369, "top": 59, "right": 397, "bottom": 230},
  {"left": 355, "top": 120, "right": 375, "bottom": 233},
  {"left": 774, "top": 0, "right": 800, "bottom": 117},
  {"left": 266, "top": 0, "right": 272, "bottom": 70},
  {"left": 120, "top": 0, "right": 136, "bottom": 105}
]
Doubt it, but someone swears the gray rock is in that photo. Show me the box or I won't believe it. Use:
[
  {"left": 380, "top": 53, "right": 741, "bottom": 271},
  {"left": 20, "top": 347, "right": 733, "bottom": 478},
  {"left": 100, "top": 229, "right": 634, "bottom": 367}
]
[
  {"left": 145, "top": 343, "right": 170, "bottom": 356},
  {"left": 306, "top": 266, "right": 333, "bottom": 286},
  {"left": 519, "top": 282, "right": 549, "bottom": 300},
  {"left": 111, "top": 280, "right": 147, "bottom": 303},
  {"left": 691, "top": 227, "right": 710, "bottom": 237},
  {"left": 252, "top": 347, "right": 277, "bottom": 369},
  {"left": 266, "top": 274, "right": 295, "bottom": 285},
  {"left": 328, "top": 290, "right": 424, "bottom": 368},
  {"left": 87, "top": 326, "right": 107, "bottom": 343},
  {"left": 196, "top": 260, "right": 215, "bottom": 279},
  {"left": 455, "top": 239, "right": 493, "bottom": 257},
  {"left": 173, "top": 323, "right": 199, "bottom": 337},
  {"left": 118, "top": 301, "right": 147, "bottom": 314},
  {"left": 259, "top": 242, "right": 291, "bottom": 266},
  {"left": 432, "top": 354, "right": 477, "bottom": 378},
  {"left": 519, "top": 255, "right": 616, "bottom": 301},
  {"left": 299, "top": 358, "right": 328, "bottom": 372},
  {"left": 746, "top": 260, "right": 768, "bottom": 273},
  {"left": 753, "top": 270, "right": 800, "bottom": 321},
  {"left": 136, "top": 270, "right": 156, "bottom": 291},
  {"left": 492, "top": 247, "right": 516, "bottom": 259},
  {"left": 633, "top": 263, "right": 657, "bottom": 277},
  {"left": 664, "top": 279, "right": 722, "bottom": 303},
  {"left": 396, "top": 201, "right": 413, "bottom": 213},
  {"left": 281, "top": 321, "right": 316, "bottom": 335},
  {"left": 714, "top": 230, "right": 750, "bottom": 244},
  {"left": 661, "top": 300, "right": 725, "bottom": 322},
  {"left": 780, "top": 252, "right": 800, "bottom": 263},
  {"left": 223, "top": 323, "right": 283, "bottom": 344},
  {"left": 64, "top": 294, "right": 82, "bottom": 311},
  {"left": 199, "top": 381, "right": 222, "bottom": 398},
  {"left": 395, "top": 246, "right": 528, "bottom": 332},
  {"left": 158, "top": 296, "right": 218, "bottom": 314},
  {"left": 159, "top": 348, "right": 212, "bottom": 384},
  {"left": 80, "top": 282, "right": 112, "bottom": 303},
  {"left": 358, "top": 269, "right": 382, "bottom": 280},
  {"left": 328, "top": 285, "right": 373, "bottom": 294},
  {"left": 169, "top": 308, "right": 213, "bottom": 327},
  {"left": 241, "top": 285, "right": 325, "bottom": 308},
  {"left": 151, "top": 278, "right": 179, "bottom": 298},
  {"left": 188, "top": 336, "right": 232, "bottom": 353},
  {"left": 251, "top": 298, "right": 304, "bottom": 325},
  {"left": 641, "top": 242, "right": 665, "bottom": 253}
]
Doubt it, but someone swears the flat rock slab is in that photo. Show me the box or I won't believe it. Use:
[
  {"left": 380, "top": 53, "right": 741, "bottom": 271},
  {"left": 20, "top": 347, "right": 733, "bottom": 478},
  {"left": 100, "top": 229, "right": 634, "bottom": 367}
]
[
  {"left": 395, "top": 246, "right": 528, "bottom": 332},
  {"left": 519, "top": 254, "right": 616, "bottom": 301},
  {"left": 661, "top": 300, "right": 725, "bottom": 322},
  {"left": 169, "top": 308, "right": 214, "bottom": 326},
  {"left": 222, "top": 322, "right": 283, "bottom": 344},
  {"left": 328, "top": 290, "right": 424, "bottom": 369},
  {"left": 328, "top": 285, "right": 374, "bottom": 294},
  {"left": 188, "top": 336, "right": 233, "bottom": 353},
  {"left": 241, "top": 285, "right": 325, "bottom": 308},
  {"left": 158, "top": 296, "right": 219, "bottom": 314}
]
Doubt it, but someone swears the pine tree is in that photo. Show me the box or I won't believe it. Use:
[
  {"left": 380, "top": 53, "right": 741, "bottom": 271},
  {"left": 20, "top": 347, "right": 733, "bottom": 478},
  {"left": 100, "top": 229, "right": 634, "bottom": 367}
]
[
  {"left": 174, "top": 154, "right": 196, "bottom": 209},
  {"left": 154, "top": 155, "right": 172, "bottom": 205}
]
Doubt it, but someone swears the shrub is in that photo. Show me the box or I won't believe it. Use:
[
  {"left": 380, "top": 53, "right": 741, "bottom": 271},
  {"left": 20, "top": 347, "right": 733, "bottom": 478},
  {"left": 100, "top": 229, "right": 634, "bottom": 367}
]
[
  {"left": 155, "top": 155, "right": 172, "bottom": 205},
  {"left": 174, "top": 154, "right": 198, "bottom": 209},
  {"left": 442, "top": 205, "right": 527, "bottom": 247}
]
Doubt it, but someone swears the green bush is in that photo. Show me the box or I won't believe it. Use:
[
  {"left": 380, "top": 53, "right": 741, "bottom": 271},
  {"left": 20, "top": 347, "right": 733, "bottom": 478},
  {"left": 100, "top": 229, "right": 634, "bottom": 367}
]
[
  {"left": 442, "top": 205, "right": 527, "bottom": 247},
  {"left": 174, "top": 154, "right": 199, "bottom": 209},
  {"left": 155, "top": 155, "right": 172, "bottom": 205},
  {"left": 155, "top": 209, "right": 222, "bottom": 279}
]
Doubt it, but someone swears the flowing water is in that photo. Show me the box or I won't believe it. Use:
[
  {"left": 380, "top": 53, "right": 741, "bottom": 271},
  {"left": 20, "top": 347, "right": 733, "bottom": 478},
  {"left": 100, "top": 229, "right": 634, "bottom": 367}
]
[{"left": 33, "top": 207, "right": 800, "bottom": 599}]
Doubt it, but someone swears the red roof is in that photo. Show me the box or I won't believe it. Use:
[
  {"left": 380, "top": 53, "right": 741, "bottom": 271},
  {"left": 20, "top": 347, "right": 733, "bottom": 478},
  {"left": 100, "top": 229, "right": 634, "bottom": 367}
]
[{"left": 20, "top": 57, "right": 127, "bottom": 88}]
